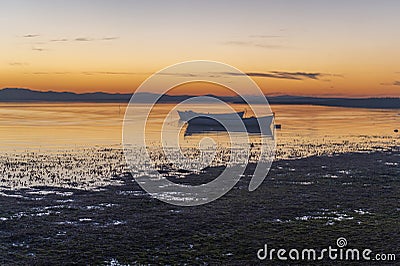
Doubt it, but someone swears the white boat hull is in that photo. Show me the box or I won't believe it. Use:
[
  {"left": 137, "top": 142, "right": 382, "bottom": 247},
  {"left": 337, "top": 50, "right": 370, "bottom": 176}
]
[{"left": 177, "top": 110, "right": 245, "bottom": 121}]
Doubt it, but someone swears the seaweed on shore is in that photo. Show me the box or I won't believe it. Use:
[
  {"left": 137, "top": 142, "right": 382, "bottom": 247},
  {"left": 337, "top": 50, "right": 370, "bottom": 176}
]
[{"left": 0, "top": 151, "right": 399, "bottom": 265}]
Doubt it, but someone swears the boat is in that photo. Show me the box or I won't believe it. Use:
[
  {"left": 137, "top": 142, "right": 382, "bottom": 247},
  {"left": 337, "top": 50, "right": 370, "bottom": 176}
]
[
  {"left": 177, "top": 110, "right": 245, "bottom": 121},
  {"left": 184, "top": 115, "right": 274, "bottom": 135}
]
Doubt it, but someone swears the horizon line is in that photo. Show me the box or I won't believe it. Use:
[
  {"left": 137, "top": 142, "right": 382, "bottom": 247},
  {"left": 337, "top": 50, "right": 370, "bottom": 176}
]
[{"left": 1, "top": 87, "right": 400, "bottom": 99}]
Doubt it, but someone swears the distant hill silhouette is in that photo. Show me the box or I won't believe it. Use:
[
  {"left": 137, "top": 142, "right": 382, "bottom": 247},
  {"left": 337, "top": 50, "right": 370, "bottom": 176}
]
[
  {"left": 266, "top": 95, "right": 400, "bottom": 109},
  {"left": 0, "top": 88, "right": 131, "bottom": 102},
  {"left": 0, "top": 88, "right": 399, "bottom": 109}
]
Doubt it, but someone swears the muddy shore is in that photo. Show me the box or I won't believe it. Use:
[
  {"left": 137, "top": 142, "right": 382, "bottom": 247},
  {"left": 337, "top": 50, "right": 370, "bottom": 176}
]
[{"left": 0, "top": 150, "right": 399, "bottom": 265}]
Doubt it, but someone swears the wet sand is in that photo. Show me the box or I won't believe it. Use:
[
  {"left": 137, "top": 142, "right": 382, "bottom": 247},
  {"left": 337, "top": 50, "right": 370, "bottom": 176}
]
[{"left": 0, "top": 150, "right": 399, "bottom": 265}]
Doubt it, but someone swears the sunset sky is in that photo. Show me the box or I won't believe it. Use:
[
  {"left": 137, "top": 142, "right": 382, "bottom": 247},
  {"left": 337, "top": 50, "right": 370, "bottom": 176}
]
[{"left": 1, "top": 0, "right": 400, "bottom": 97}]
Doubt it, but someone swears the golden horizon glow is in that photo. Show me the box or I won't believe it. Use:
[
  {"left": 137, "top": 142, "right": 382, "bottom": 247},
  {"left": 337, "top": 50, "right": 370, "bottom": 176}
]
[{"left": 1, "top": 1, "right": 400, "bottom": 97}]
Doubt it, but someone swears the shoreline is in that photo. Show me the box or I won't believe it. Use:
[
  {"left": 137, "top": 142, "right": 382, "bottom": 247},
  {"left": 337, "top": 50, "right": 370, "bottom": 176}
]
[{"left": 0, "top": 144, "right": 399, "bottom": 191}]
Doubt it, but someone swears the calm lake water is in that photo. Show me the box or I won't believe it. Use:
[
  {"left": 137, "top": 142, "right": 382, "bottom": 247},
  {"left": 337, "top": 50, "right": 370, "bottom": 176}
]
[
  {"left": 0, "top": 103, "right": 398, "bottom": 153},
  {"left": 0, "top": 103, "right": 398, "bottom": 189}
]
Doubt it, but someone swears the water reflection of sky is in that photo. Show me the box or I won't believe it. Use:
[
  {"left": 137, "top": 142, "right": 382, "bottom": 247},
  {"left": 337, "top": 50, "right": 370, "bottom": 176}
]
[
  {"left": 0, "top": 103, "right": 398, "bottom": 189},
  {"left": 0, "top": 103, "right": 398, "bottom": 153}
]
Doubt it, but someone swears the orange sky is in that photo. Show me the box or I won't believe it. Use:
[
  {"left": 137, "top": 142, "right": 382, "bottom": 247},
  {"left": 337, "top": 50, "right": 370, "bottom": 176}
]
[{"left": 1, "top": 1, "right": 400, "bottom": 97}]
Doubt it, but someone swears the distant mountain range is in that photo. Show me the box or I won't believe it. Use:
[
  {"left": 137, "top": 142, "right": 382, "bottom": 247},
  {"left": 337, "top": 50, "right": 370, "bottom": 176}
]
[
  {"left": 0, "top": 88, "right": 399, "bottom": 109},
  {"left": 0, "top": 88, "right": 131, "bottom": 102}
]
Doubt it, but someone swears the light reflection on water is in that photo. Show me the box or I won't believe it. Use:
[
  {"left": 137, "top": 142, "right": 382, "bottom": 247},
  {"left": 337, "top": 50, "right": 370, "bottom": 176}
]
[
  {"left": 0, "top": 103, "right": 398, "bottom": 189},
  {"left": 0, "top": 103, "right": 124, "bottom": 149}
]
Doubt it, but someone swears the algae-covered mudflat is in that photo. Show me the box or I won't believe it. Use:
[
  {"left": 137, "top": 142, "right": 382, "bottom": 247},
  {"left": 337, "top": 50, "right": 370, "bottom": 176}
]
[{"left": 1, "top": 150, "right": 399, "bottom": 265}]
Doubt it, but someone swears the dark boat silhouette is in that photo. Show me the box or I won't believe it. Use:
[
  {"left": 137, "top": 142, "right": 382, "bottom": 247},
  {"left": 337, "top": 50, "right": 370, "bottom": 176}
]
[{"left": 184, "top": 115, "right": 274, "bottom": 135}]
